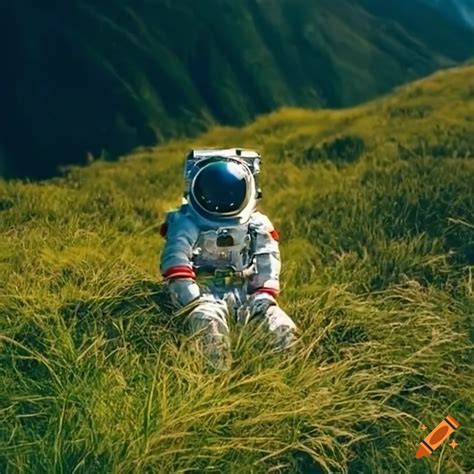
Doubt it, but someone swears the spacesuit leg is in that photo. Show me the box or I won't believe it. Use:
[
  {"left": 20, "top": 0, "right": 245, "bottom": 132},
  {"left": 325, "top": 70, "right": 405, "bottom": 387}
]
[
  {"left": 245, "top": 295, "right": 298, "bottom": 352},
  {"left": 185, "top": 295, "right": 231, "bottom": 371},
  {"left": 264, "top": 304, "right": 298, "bottom": 352}
]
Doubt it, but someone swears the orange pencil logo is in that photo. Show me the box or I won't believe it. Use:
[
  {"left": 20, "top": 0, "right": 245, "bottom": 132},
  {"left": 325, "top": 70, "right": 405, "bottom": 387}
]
[{"left": 416, "top": 415, "right": 460, "bottom": 459}]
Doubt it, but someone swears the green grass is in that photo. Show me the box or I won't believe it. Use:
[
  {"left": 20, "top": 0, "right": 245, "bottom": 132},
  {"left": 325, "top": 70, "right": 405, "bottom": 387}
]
[{"left": 1, "top": 65, "right": 473, "bottom": 473}]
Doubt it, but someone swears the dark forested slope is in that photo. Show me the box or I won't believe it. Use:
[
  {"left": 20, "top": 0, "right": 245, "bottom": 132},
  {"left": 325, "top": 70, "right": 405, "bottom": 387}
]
[
  {"left": 1, "top": 0, "right": 473, "bottom": 178},
  {"left": 417, "top": 0, "right": 474, "bottom": 29}
]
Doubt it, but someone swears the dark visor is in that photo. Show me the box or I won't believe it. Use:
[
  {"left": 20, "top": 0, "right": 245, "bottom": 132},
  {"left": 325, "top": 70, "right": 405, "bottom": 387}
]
[{"left": 192, "top": 161, "right": 249, "bottom": 215}]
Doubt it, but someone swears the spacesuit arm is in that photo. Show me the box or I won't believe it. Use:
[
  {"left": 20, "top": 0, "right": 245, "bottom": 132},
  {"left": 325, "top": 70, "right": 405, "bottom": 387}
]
[
  {"left": 159, "top": 209, "right": 201, "bottom": 309},
  {"left": 247, "top": 212, "right": 281, "bottom": 298}
]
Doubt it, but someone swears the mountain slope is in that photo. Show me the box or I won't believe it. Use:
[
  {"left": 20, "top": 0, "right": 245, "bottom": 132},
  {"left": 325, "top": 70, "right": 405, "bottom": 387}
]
[
  {"left": 1, "top": 65, "right": 473, "bottom": 473},
  {"left": 1, "top": 0, "right": 473, "bottom": 178},
  {"left": 418, "top": 0, "right": 474, "bottom": 29}
]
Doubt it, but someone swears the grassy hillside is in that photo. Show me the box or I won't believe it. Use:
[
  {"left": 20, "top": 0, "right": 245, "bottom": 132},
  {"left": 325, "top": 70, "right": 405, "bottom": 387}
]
[
  {"left": 1, "top": 65, "right": 473, "bottom": 473},
  {"left": 1, "top": 0, "right": 474, "bottom": 178}
]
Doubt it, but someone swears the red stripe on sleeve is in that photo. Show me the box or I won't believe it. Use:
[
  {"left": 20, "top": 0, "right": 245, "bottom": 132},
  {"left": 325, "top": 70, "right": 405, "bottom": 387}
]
[
  {"left": 269, "top": 229, "right": 280, "bottom": 241},
  {"left": 255, "top": 287, "right": 279, "bottom": 298},
  {"left": 162, "top": 266, "right": 196, "bottom": 279}
]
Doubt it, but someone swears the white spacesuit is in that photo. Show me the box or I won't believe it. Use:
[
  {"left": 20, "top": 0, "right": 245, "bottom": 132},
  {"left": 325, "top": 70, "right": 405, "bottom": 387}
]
[{"left": 159, "top": 148, "right": 297, "bottom": 369}]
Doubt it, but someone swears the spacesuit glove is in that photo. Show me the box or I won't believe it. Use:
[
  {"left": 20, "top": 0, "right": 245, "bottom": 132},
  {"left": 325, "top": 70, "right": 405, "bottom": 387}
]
[{"left": 168, "top": 278, "right": 201, "bottom": 313}]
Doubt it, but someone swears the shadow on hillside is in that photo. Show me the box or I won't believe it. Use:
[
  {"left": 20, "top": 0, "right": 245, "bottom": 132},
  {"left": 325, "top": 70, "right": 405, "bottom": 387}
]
[
  {"left": 58, "top": 280, "right": 181, "bottom": 355},
  {"left": 2, "top": 281, "right": 180, "bottom": 385},
  {"left": 293, "top": 451, "right": 325, "bottom": 474}
]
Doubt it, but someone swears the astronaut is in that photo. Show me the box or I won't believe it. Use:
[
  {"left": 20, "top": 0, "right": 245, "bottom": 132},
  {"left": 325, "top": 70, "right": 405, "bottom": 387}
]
[{"left": 159, "top": 148, "right": 297, "bottom": 370}]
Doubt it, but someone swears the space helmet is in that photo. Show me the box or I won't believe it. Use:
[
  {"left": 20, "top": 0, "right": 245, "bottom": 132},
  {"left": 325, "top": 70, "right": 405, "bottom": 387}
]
[{"left": 184, "top": 149, "right": 261, "bottom": 221}]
